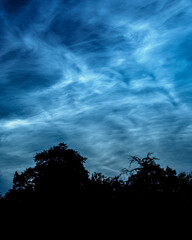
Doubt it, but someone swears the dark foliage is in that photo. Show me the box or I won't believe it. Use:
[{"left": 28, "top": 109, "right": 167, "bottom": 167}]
[{"left": 2, "top": 143, "right": 192, "bottom": 215}]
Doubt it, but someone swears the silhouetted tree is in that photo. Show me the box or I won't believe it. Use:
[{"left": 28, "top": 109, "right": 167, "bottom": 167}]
[
  {"left": 5, "top": 143, "right": 89, "bottom": 205},
  {"left": 4, "top": 145, "right": 192, "bottom": 211},
  {"left": 13, "top": 168, "right": 35, "bottom": 191},
  {"left": 33, "top": 143, "right": 89, "bottom": 195},
  {"left": 122, "top": 153, "right": 163, "bottom": 192}
]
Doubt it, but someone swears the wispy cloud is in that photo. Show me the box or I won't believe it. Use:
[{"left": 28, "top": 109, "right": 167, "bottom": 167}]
[{"left": 0, "top": 0, "right": 192, "bottom": 192}]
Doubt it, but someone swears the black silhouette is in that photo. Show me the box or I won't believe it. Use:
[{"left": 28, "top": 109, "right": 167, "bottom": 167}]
[
  {"left": 5, "top": 143, "right": 89, "bottom": 210},
  {"left": 2, "top": 143, "right": 192, "bottom": 215}
]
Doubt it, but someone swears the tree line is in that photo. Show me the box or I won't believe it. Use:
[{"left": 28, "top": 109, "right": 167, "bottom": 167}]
[{"left": 1, "top": 143, "right": 192, "bottom": 212}]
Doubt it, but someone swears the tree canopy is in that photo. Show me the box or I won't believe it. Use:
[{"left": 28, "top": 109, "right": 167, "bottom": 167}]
[{"left": 3, "top": 143, "right": 192, "bottom": 212}]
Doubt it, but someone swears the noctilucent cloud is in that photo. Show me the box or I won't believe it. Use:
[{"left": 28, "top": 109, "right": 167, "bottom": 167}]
[{"left": 0, "top": 0, "right": 192, "bottom": 192}]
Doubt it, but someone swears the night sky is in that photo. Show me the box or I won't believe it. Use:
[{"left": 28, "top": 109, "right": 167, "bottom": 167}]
[{"left": 0, "top": 0, "right": 192, "bottom": 193}]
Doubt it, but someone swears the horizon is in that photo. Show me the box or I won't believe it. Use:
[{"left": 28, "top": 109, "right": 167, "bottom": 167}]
[{"left": 0, "top": 0, "right": 192, "bottom": 193}]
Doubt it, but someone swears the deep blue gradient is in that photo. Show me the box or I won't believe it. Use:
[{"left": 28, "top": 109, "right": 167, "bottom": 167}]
[{"left": 0, "top": 0, "right": 192, "bottom": 192}]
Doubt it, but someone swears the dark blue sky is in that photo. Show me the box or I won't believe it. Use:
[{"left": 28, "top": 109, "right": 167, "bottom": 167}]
[{"left": 0, "top": 0, "right": 192, "bottom": 193}]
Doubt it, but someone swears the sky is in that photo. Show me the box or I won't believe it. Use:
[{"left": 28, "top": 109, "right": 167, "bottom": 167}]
[{"left": 0, "top": 0, "right": 192, "bottom": 193}]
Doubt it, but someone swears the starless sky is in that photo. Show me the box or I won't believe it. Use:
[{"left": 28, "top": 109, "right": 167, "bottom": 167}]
[{"left": 0, "top": 0, "right": 192, "bottom": 192}]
